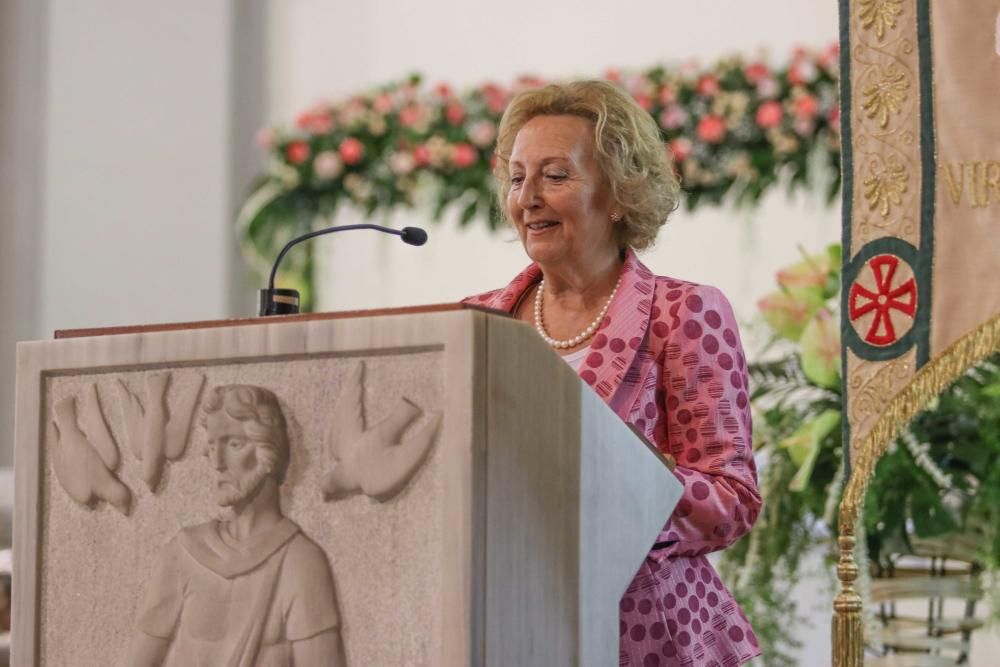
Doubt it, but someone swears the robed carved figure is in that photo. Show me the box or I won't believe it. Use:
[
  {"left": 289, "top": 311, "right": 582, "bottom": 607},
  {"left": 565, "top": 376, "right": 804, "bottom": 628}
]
[{"left": 125, "top": 385, "right": 346, "bottom": 667}]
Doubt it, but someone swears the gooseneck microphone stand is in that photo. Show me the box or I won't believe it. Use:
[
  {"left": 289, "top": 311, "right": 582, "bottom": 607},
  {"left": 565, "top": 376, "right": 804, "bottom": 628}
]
[{"left": 258, "top": 223, "right": 428, "bottom": 316}]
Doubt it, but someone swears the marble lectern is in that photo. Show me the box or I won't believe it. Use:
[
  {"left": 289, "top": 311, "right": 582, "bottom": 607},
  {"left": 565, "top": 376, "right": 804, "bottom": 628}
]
[{"left": 13, "top": 305, "right": 681, "bottom": 666}]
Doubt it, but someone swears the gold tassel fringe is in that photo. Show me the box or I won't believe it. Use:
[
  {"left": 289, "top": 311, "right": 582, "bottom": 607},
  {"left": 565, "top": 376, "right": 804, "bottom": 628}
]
[
  {"left": 840, "top": 313, "right": 1000, "bottom": 531},
  {"left": 832, "top": 533, "right": 864, "bottom": 667},
  {"left": 832, "top": 313, "right": 1000, "bottom": 665}
]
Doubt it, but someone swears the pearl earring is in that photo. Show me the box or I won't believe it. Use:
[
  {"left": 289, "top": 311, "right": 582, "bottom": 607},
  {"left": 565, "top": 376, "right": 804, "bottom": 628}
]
[{"left": 610, "top": 212, "right": 621, "bottom": 222}]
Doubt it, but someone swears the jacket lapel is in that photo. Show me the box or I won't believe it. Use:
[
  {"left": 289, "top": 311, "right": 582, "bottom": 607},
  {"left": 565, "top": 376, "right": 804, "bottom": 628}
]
[
  {"left": 581, "top": 250, "right": 656, "bottom": 418},
  {"left": 477, "top": 262, "right": 542, "bottom": 313},
  {"left": 481, "top": 249, "right": 656, "bottom": 419}
]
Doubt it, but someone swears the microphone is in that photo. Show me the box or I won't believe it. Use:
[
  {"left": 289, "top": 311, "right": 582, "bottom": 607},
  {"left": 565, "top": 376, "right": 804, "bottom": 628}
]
[
  {"left": 400, "top": 226, "right": 427, "bottom": 246},
  {"left": 258, "top": 223, "right": 428, "bottom": 316}
]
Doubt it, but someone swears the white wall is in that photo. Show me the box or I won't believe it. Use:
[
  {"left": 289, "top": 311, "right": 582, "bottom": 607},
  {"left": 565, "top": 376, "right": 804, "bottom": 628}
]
[{"left": 39, "top": 0, "right": 235, "bottom": 335}]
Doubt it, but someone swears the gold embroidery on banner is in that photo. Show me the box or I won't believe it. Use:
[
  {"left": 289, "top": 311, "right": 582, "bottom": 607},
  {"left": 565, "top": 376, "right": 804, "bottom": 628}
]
[
  {"left": 863, "top": 156, "right": 908, "bottom": 216},
  {"left": 941, "top": 161, "right": 965, "bottom": 205},
  {"left": 858, "top": 0, "right": 904, "bottom": 41},
  {"left": 861, "top": 65, "right": 909, "bottom": 128},
  {"left": 851, "top": 33, "right": 918, "bottom": 245},
  {"left": 940, "top": 160, "right": 1000, "bottom": 207},
  {"left": 984, "top": 162, "right": 1000, "bottom": 205},
  {"left": 847, "top": 352, "right": 913, "bottom": 441}
]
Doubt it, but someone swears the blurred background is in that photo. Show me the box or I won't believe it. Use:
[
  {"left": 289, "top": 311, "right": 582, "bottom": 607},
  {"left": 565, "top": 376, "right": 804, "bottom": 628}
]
[{"left": 1, "top": 1, "right": 997, "bottom": 665}]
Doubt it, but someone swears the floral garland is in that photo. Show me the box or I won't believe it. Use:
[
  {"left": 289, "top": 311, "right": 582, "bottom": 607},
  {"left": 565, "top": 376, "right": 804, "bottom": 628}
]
[{"left": 239, "top": 44, "right": 841, "bottom": 304}]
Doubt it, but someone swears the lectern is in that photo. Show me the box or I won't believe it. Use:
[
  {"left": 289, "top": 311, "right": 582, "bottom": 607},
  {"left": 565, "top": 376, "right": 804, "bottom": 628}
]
[{"left": 13, "top": 306, "right": 680, "bottom": 666}]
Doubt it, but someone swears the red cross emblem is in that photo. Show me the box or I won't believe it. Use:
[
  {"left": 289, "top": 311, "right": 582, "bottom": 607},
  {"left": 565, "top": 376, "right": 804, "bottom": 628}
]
[{"left": 848, "top": 254, "right": 917, "bottom": 346}]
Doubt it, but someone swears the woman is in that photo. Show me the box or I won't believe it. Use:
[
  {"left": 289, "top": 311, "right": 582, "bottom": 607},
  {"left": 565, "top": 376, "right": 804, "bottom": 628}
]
[{"left": 465, "top": 80, "right": 762, "bottom": 666}]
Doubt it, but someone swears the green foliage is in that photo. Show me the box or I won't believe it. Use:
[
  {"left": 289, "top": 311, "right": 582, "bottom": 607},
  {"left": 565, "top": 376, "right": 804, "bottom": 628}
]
[{"left": 866, "top": 356, "right": 1000, "bottom": 567}]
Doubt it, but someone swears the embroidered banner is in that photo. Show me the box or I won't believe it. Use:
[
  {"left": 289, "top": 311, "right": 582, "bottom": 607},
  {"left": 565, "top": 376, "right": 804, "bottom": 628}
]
[
  {"left": 841, "top": 0, "right": 1000, "bottom": 466},
  {"left": 835, "top": 3, "right": 1000, "bottom": 663}
]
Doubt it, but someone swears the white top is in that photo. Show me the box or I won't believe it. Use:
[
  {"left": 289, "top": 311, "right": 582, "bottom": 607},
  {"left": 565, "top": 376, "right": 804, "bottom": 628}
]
[{"left": 560, "top": 347, "right": 590, "bottom": 372}]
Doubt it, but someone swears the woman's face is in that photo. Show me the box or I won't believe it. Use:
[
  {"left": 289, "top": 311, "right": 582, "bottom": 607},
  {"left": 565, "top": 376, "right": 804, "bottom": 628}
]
[{"left": 506, "top": 115, "right": 617, "bottom": 269}]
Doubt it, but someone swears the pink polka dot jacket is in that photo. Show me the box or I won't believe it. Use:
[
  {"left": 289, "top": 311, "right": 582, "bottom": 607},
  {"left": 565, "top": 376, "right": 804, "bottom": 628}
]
[{"left": 465, "top": 249, "right": 763, "bottom": 667}]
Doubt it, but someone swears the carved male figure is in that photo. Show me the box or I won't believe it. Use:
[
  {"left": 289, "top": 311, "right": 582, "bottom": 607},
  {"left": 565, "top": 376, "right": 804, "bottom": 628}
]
[{"left": 126, "top": 385, "right": 346, "bottom": 667}]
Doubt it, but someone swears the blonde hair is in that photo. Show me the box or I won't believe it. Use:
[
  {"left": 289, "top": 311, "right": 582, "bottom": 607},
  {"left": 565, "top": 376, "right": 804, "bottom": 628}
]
[{"left": 494, "top": 80, "right": 680, "bottom": 250}]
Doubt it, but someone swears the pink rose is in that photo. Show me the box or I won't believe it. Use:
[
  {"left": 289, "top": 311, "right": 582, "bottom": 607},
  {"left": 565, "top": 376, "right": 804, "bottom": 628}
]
[
  {"left": 793, "top": 117, "right": 815, "bottom": 137},
  {"left": 413, "top": 144, "right": 432, "bottom": 166},
  {"left": 480, "top": 82, "right": 503, "bottom": 97},
  {"left": 445, "top": 101, "right": 465, "bottom": 125},
  {"left": 658, "top": 105, "right": 687, "bottom": 130},
  {"left": 669, "top": 137, "right": 692, "bottom": 162},
  {"left": 338, "top": 137, "right": 365, "bottom": 165},
  {"left": 285, "top": 141, "right": 310, "bottom": 165},
  {"left": 313, "top": 150, "right": 343, "bottom": 179},
  {"left": 295, "top": 111, "right": 333, "bottom": 135},
  {"left": 389, "top": 151, "right": 416, "bottom": 175},
  {"left": 696, "top": 75, "right": 719, "bottom": 97},
  {"left": 757, "top": 77, "right": 779, "bottom": 99},
  {"left": 633, "top": 94, "right": 652, "bottom": 111},
  {"left": 696, "top": 115, "right": 727, "bottom": 144},
  {"left": 487, "top": 94, "right": 507, "bottom": 114},
  {"left": 338, "top": 102, "right": 365, "bottom": 127},
  {"left": 469, "top": 120, "right": 497, "bottom": 147},
  {"left": 625, "top": 73, "right": 650, "bottom": 97},
  {"left": 604, "top": 68, "right": 622, "bottom": 84},
  {"left": 658, "top": 86, "right": 677, "bottom": 105},
  {"left": 451, "top": 143, "right": 478, "bottom": 168},
  {"left": 755, "top": 101, "right": 784, "bottom": 129},
  {"left": 793, "top": 94, "right": 819, "bottom": 119},
  {"left": 373, "top": 94, "right": 394, "bottom": 114},
  {"left": 788, "top": 65, "right": 805, "bottom": 86},
  {"left": 434, "top": 82, "right": 453, "bottom": 99},
  {"left": 788, "top": 62, "right": 817, "bottom": 86},
  {"left": 744, "top": 62, "right": 770, "bottom": 84},
  {"left": 399, "top": 105, "right": 423, "bottom": 128},
  {"left": 481, "top": 83, "right": 509, "bottom": 114}
]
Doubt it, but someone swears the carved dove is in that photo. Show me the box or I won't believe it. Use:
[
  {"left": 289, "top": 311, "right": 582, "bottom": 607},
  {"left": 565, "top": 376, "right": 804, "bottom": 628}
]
[
  {"left": 322, "top": 363, "right": 441, "bottom": 502},
  {"left": 119, "top": 372, "right": 205, "bottom": 490},
  {"left": 51, "top": 387, "right": 131, "bottom": 514}
]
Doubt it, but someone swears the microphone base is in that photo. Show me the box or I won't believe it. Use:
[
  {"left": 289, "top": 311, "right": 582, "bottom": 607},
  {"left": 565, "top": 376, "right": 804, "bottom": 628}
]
[{"left": 258, "top": 288, "right": 301, "bottom": 316}]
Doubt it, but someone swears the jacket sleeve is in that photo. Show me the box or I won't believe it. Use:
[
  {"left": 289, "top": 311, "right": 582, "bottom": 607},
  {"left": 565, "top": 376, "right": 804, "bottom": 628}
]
[{"left": 651, "top": 283, "right": 761, "bottom": 559}]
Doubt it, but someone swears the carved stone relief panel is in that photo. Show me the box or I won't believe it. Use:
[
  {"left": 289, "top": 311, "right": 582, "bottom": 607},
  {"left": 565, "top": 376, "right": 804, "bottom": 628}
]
[{"left": 38, "top": 352, "right": 444, "bottom": 667}]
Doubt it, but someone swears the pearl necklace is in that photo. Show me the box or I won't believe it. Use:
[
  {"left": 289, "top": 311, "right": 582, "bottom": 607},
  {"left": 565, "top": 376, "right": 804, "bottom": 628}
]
[{"left": 534, "top": 275, "right": 623, "bottom": 349}]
